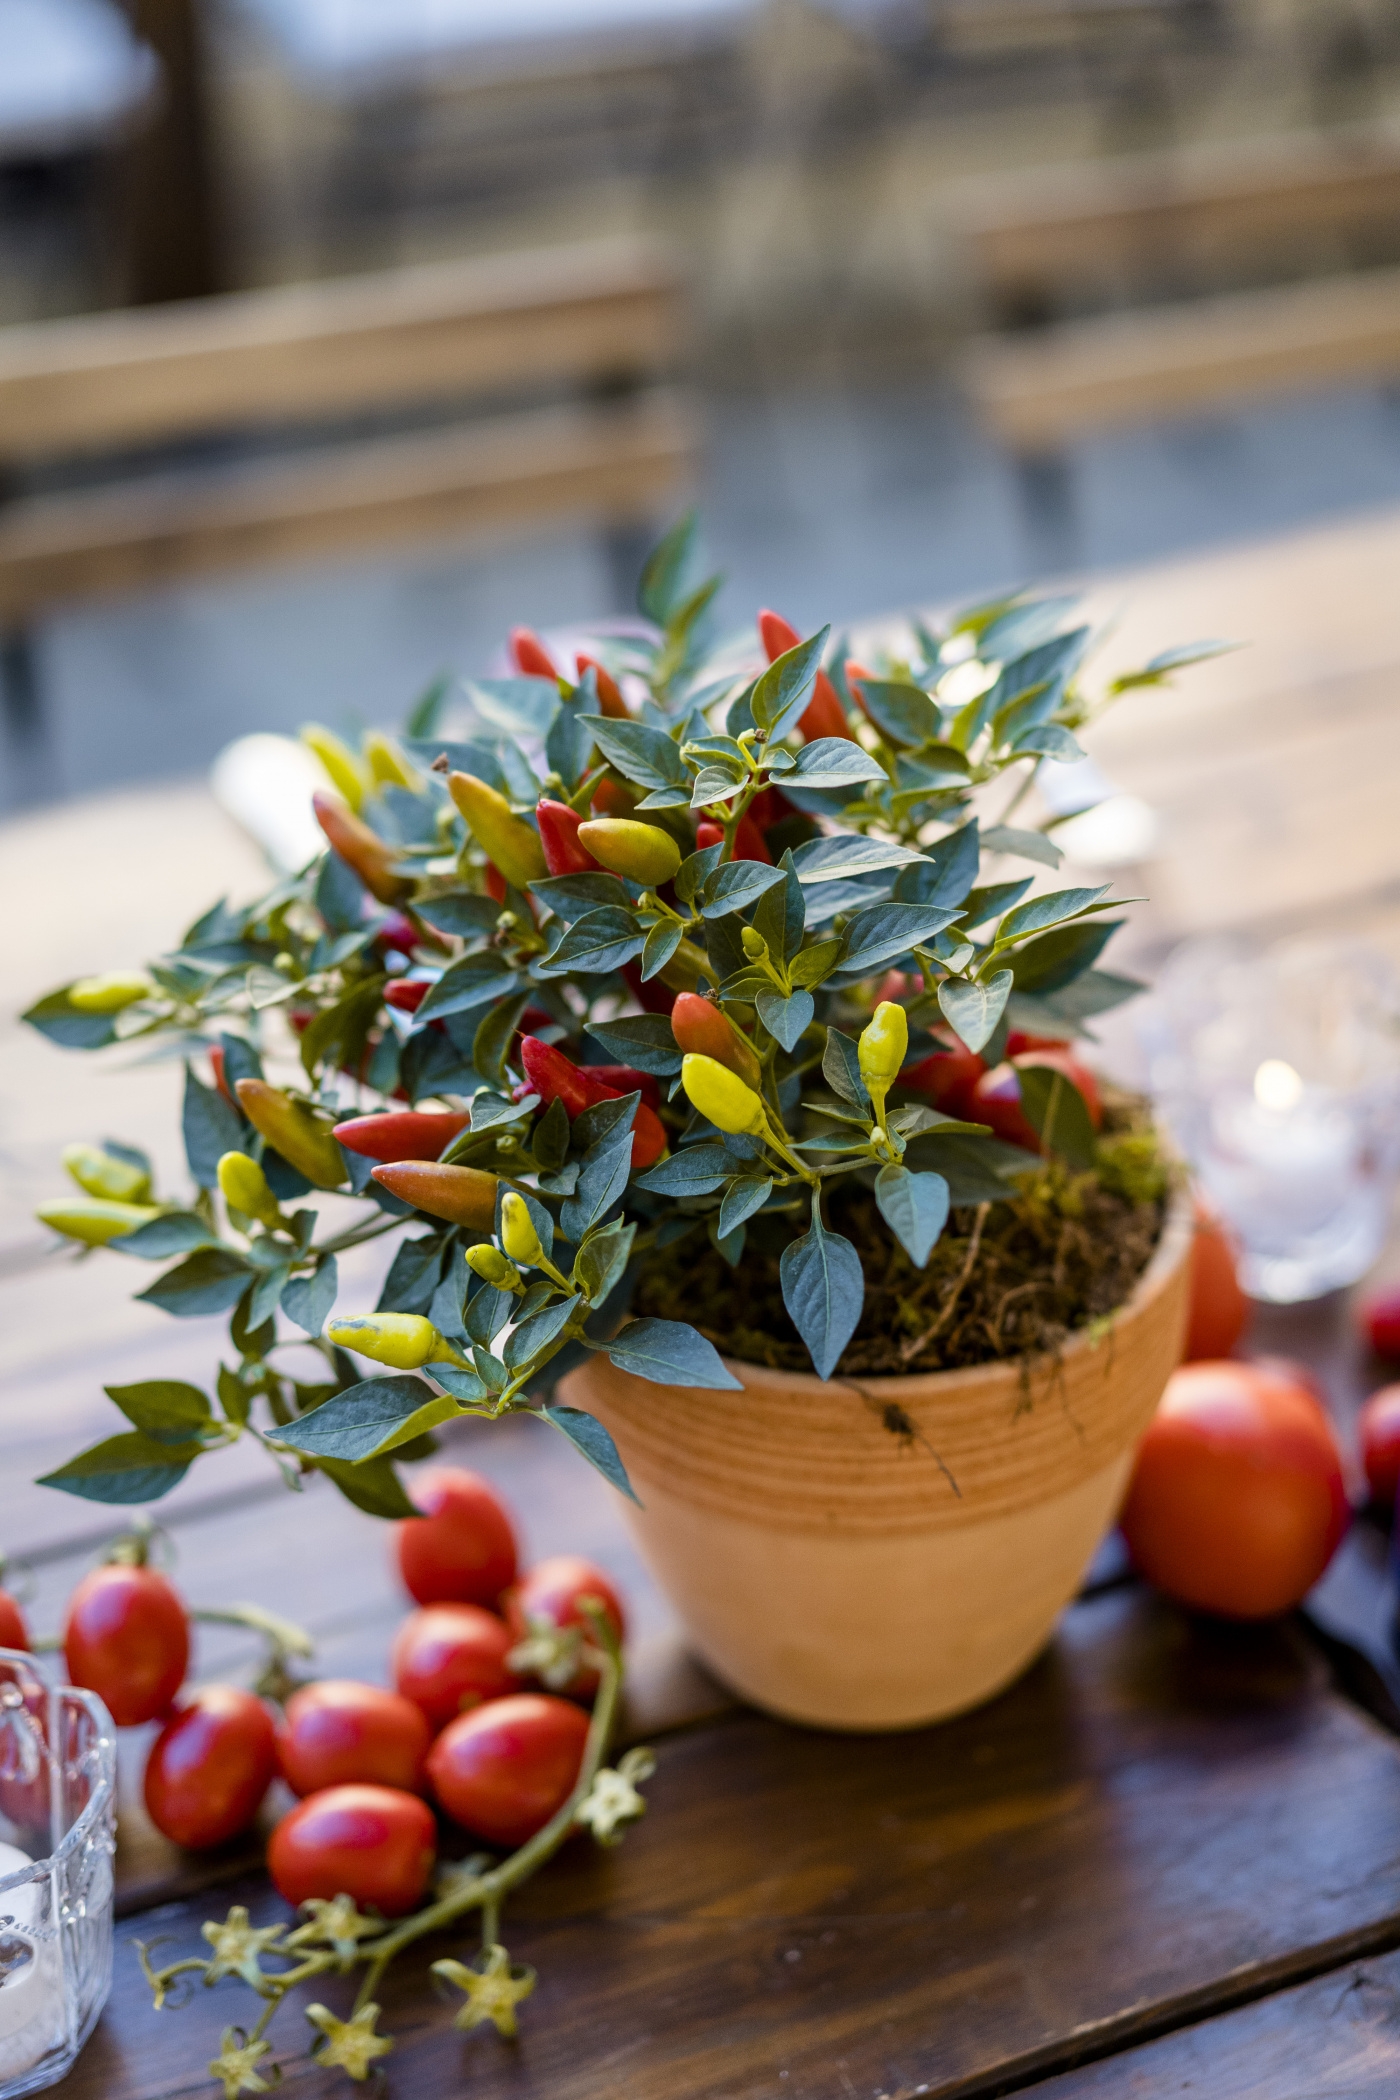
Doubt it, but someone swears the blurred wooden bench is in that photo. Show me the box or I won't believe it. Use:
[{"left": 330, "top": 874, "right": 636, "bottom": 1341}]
[
  {"left": 951, "top": 127, "right": 1400, "bottom": 542},
  {"left": 0, "top": 236, "right": 694, "bottom": 733}
]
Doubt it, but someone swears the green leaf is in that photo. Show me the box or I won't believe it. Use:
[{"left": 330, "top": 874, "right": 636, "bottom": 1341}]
[
  {"left": 979, "top": 825, "right": 1063, "bottom": 869},
  {"left": 756, "top": 989, "right": 813, "bottom": 1052},
  {"left": 504, "top": 1294, "right": 580, "bottom": 1372},
  {"left": 416, "top": 890, "right": 501, "bottom": 938},
  {"left": 1010, "top": 919, "right": 1121, "bottom": 995},
  {"left": 466, "top": 675, "right": 559, "bottom": 738},
  {"left": 996, "top": 885, "right": 1112, "bottom": 944},
  {"left": 853, "top": 677, "right": 941, "bottom": 747},
  {"left": 792, "top": 832, "right": 928, "bottom": 885},
  {"left": 376, "top": 1234, "right": 446, "bottom": 1316},
  {"left": 217, "top": 1362, "right": 253, "bottom": 1426},
  {"left": 589, "top": 718, "right": 688, "bottom": 794},
  {"left": 416, "top": 953, "right": 520, "bottom": 1023},
  {"left": 282, "top": 1255, "right": 339, "bottom": 1337},
  {"left": 585, "top": 1015, "right": 682, "bottom": 1075},
  {"left": 108, "top": 1211, "right": 219, "bottom": 1259},
  {"left": 465, "top": 1281, "right": 512, "bottom": 1347},
  {"left": 780, "top": 1205, "right": 864, "bottom": 1379},
  {"left": 873, "top": 1166, "right": 949, "bottom": 1268},
  {"left": 641, "top": 919, "right": 683, "bottom": 981},
  {"left": 751, "top": 627, "right": 830, "bottom": 743},
  {"left": 699, "top": 860, "right": 788, "bottom": 919},
  {"left": 822, "top": 1028, "right": 870, "bottom": 1110},
  {"left": 635, "top": 1144, "right": 733, "bottom": 1195},
  {"left": 1017, "top": 1065, "right": 1098, "bottom": 1170},
  {"left": 576, "top": 1218, "right": 636, "bottom": 1306},
  {"left": 430, "top": 1244, "right": 469, "bottom": 1339},
  {"left": 21, "top": 986, "right": 123, "bottom": 1051},
  {"left": 529, "top": 871, "right": 633, "bottom": 923},
  {"left": 137, "top": 1247, "right": 253, "bottom": 1318},
  {"left": 182, "top": 1065, "right": 243, "bottom": 1188},
  {"left": 473, "top": 991, "right": 530, "bottom": 1089},
  {"left": 314, "top": 1453, "right": 419, "bottom": 1519},
  {"left": 38, "top": 1431, "right": 201, "bottom": 1504},
  {"left": 938, "top": 971, "right": 1014, "bottom": 1056},
  {"left": 674, "top": 841, "right": 724, "bottom": 904},
  {"left": 638, "top": 509, "right": 702, "bottom": 626},
  {"left": 539, "top": 907, "right": 646, "bottom": 976},
  {"left": 105, "top": 1380, "right": 213, "bottom": 1443},
  {"left": 893, "top": 821, "right": 980, "bottom": 908},
  {"left": 246, "top": 1261, "right": 291, "bottom": 1333},
  {"left": 1012, "top": 723, "right": 1084, "bottom": 762},
  {"left": 606, "top": 1318, "right": 742, "bottom": 1390},
  {"left": 404, "top": 669, "right": 452, "bottom": 738},
  {"left": 959, "top": 879, "right": 1032, "bottom": 930},
  {"left": 753, "top": 849, "right": 805, "bottom": 962},
  {"left": 277, "top": 1375, "right": 455, "bottom": 1462},
  {"left": 718, "top": 1175, "right": 773, "bottom": 1237},
  {"left": 837, "top": 902, "right": 963, "bottom": 979},
  {"left": 789, "top": 937, "right": 844, "bottom": 989},
  {"left": 561, "top": 1116, "right": 634, "bottom": 1241},
  {"left": 784, "top": 738, "right": 885, "bottom": 789},
  {"left": 532, "top": 1093, "right": 571, "bottom": 1174},
  {"left": 541, "top": 1405, "right": 641, "bottom": 1503}
]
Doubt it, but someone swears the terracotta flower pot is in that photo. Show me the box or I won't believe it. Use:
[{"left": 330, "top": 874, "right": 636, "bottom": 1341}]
[{"left": 561, "top": 1184, "right": 1193, "bottom": 1731}]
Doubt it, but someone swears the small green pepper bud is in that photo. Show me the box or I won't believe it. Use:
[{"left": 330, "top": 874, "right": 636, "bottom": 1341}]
[
  {"left": 217, "top": 1151, "right": 283, "bottom": 1229},
  {"left": 500, "top": 1191, "right": 545, "bottom": 1268},
  {"left": 37, "top": 1198, "right": 161, "bottom": 1247},
  {"left": 858, "top": 1001, "right": 908, "bottom": 1091},
  {"left": 68, "top": 973, "right": 150, "bottom": 1013},
  {"left": 740, "top": 927, "right": 768, "bottom": 960},
  {"left": 576, "top": 818, "right": 681, "bottom": 886},
  {"left": 62, "top": 1142, "right": 150, "bottom": 1204},
  {"left": 680, "top": 1053, "right": 768, "bottom": 1138},
  {"left": 325, "top": 1313, "right": 466, "bottom": 1371},
  {"left": 465, "top": 1244, "right": 523, "bottom": 1292}
]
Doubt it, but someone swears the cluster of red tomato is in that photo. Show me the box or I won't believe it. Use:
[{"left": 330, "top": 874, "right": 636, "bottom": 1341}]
[
  {"left": 0, "top": 1470, "right": 623, "bottom": 1919},
  {"left": 1117, "top": 1220, "right": 1400, "bottom": 1621}
]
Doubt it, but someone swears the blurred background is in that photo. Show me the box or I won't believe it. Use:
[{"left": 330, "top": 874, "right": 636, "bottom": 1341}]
[{"left": 3, "top": 0, "right": 1400, "bottom": 813}]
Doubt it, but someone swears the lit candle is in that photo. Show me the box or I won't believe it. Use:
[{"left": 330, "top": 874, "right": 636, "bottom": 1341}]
[{"left": 0, "top": 1840, "right": 64, "bottom": 2080}]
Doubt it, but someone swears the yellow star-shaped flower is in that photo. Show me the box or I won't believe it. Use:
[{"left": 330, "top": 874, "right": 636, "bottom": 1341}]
[
  {"left": 305, "top": 2002, "right": 394, "bottom": 2080},
  {"left": 208, "top": 2026, "right": 276, "bottom": 2098},
  {"left": 431, "top": 1944, "right": 536, "bottom": 2038},
  {"left": 575, "top": 1746, "right": 656, "bottom": 1846},
  {"left": 201, "top": 1909, "right": 287, "bottom": 1988},
  {"left": 293, "top": 1895, "right": 381, "bottom": 1965},
  {"left": 506, "top": 1611, "right": 587, "bottom": 1690}
]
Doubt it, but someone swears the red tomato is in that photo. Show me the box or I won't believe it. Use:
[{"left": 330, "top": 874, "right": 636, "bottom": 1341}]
[
  {"left": 1184, "top": 1206, "right": 1249, "bottom": 1361},
  {"left": 503, "top": 1555, "right": 627, "bottom": 1698},
  {"left": 1120, "top": 1361, "right": 1350, "bottom": 1618},
  {"left": 268, "top": 1784, "right": 435, "bottom": 1916},
  {"left": 427, "top": 1694, "right": 589, "bottom": 1847},
  {"left": 970, "top": 1050, "right": 1101, "bottom": 1154},
  {"left": 143, "top": 1687, "right": 277, "bottom": 1850},
  {"left": 1360, "top": 1384, "right": 1400, "bottom": 1508},
  {"left": 395, "top": 1467, "right": 517, "bottom": 1609},
  {"left": 1361, "top": 1285, "right": 1400, "bottom": 1360},
  {"left": 64, "top": 1565, "right": 189, "bottom": 1726},
  {"left": 277, "top": 1680, "right": 430, "bottom": 1798},
  {"left": 0, "top": 1591, "right": 29, "bottom": 1653},
  {"left": 900, "top": 1040, "right": 985, "bottom": 1121},
  {"left": 391, "top": 1604, "right": 517, "bottom": 1729}
]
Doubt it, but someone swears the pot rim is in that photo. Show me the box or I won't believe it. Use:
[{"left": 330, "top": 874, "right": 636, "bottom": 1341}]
[{"left": 712, "top": 1173, "right": 1194, "bottom": 1399}]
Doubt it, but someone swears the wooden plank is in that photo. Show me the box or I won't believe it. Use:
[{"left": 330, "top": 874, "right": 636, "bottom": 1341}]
[
  {"left": 961, "top": 268, "right": 1400, "bottom": 449},
  {"left": 951, "top": 124, "right": 1400, "bottom": 301},
  {"left": 60, "top": 1587, "right": 1400, "bottom": 2100},
  {"left": 0, "top": 239, "right": 684, "bottom": 459},
  {"left": 0, "top": 390, "right": 695, "bottom": 620}
]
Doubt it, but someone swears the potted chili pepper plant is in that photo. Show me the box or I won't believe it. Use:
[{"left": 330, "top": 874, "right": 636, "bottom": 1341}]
[{"left": 25, "top": 515, "right": 1222, "bottom": 1730}]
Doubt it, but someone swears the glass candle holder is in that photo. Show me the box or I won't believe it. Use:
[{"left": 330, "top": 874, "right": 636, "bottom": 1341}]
[
  {"left": 0, "top": 1653, "right": 115, "bottom": 2097},
  {"left": 1138, "top": 936, "right": 1400, "bottom": 1303}
]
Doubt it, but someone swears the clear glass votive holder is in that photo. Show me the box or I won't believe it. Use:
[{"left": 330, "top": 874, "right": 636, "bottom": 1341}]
[
  {"left": 0, "top": 1652, "right": 116, "bottom": 2097},
  {"left": 1138, "top": 935, "right": 1400, "bottom": 1303}
]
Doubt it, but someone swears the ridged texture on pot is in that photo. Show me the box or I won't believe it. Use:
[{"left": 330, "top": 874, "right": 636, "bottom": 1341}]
[{"left": 561, "top": 1185, "right": 1193, "bottom": 1730}]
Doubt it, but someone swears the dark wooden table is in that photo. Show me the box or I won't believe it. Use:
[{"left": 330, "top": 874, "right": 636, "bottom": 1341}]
[{"left": 28, "top": 1284, "right": 1400, "bottom": 2100}]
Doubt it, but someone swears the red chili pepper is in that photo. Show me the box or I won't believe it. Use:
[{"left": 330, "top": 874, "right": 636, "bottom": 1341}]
[
  {"left": 209, "top": 1045, "right": 236, "bottom": 1109},
  {"left": 583, "top": 1065, "right": 662, "bottom": 1113},
  {"left": 747, "top": 784, "right": 794, "bottom": 832},
  {"left": 509, "top": 627, "right": 560, "bottom": 682},
  {"left": 695, "top": 815, "right": 772, "bottom": 865},
  {"left": 336, "top": 1110, "right": 471, "bottom": 1164},
  {"left": 575, "top": 653, "right": 629, "bottom": 720},
  {"left": 376, "top": 909, "right": 438, "bottom": 954},
  {"left": 758, "top": 609, "right": 853, "bottom": 743},
  {"left": 621, "top": 959, "right": 675, "bottom": 1017},
  {"left": 590, "top": 777, "right": 636, "bottom": 819},
  {"left": 518, "top": 1037, "right": 666, "bottom": 1169},
  {"left": 536, "top": 800, "right": 601, "bottom": 877},
  {"left": 484, "top": 862, "right": 508, "bottom": 904},
  {"left": 670, "top": 993, "right": 762, "bottom": 1090},
  {"left": 385, "top": 979, "right": 429, "bottom": 1013}
]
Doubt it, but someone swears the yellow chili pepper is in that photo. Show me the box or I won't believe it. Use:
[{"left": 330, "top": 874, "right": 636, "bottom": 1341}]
[
  {"left": 217, "top": 1151, "right": 283, "bottom": 1230},
  {"left": 576, "top": 819, "right": 681, "bottom": 887},
  {"left": 234, "top": 1081, "right": 346, "bottom": 1190},
  {"left": 465, "top": 1244, "right": 523, "bottom": 1292},
  {"left": 301, "top": 723, "right": 370, "bottom": 811},
  {"left": 325, "top": 1313, "right": 468, "bottom": 1371},
  {"left": 312, "top": 793, "right": 413, "bottom": 907},
  {"left": 680, "top": 1054, "right": 768, "bottom": 1138},
  {"left": 62, "top": 1142, "right": 151, "bottom": 1204},
  {"left": 361, "top": 730, "right": 420, "bottom": 791},
  {"left": 500, "top": 1191, "right": 545, "bottom": 1268},
  {"left": 858, "top": 1001, "right": 908, "bottom": 1096},
  {"left": 448, "top": 774, "right": 547, "bottom": 892},
  {"left": 68, "top": 973, "right": 151, "bottom": 1013},
  {"left": 37, "top": 1199, "right": 161, "bottom": 1247}
]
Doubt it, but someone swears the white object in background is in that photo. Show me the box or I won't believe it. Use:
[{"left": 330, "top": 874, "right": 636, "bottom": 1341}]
[
  {"left": 0, "top": 1840, "right": 64, "bottom": 2078},
  {"left": 1037, "top": 753, "right": 1160, "bottom": 869},
  {"left": 210, "top": 734, "right": 329, "bottom": 873},
  {"left": 0, "top": 0, "right": 157, "bottom": 157}
]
